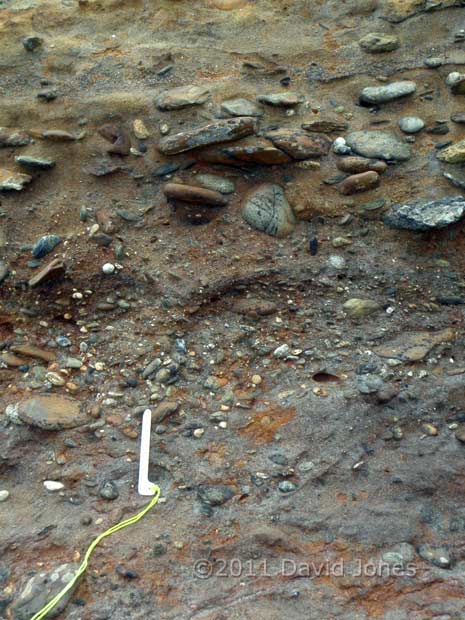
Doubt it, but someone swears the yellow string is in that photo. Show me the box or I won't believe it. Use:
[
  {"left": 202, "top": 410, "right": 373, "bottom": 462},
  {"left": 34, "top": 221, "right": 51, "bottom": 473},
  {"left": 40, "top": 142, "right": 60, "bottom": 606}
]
[{"left": 30, "top": 485, "right": 161, "bottom": 620}]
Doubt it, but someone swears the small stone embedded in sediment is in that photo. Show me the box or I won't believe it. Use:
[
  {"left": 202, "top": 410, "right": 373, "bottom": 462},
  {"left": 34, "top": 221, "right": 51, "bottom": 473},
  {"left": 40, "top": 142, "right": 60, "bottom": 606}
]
[
  {"left": 42, "top": 129, "right": 82, "bottom": 141},
  {"left": 343, "top": 298, "right": 381, "bottom": 318},
  {"left": 383, "top": 196, "right": 465, "bottom": 230},
  {"left": 28, "top": 258, "right": 65, "bottom": 287},
  {"left": 0, "top": 128, "right": 30, "bottom": 147},
  {"left": 301, "top": 120, "right": 349, "bottom": 133},
  {"left": 158, "top": 117, "right": 256, "bottom": 155},
  {"left": 264, "top": 129, "right": 331, "bottom": 159},
  {"left": 155, "top": 85, "right": 210, "bottom": 110},
  {"left": 242, "top": 184, "right": 296, "bottom": 237},
  {"left": 31, "top": 234, "right": 61, "bottom": 258},
  {"left": 14, "top": 395, "right": 87, "bottom": 430},
  {"left": 345, "top": 131, "right": 411, "bottom": 161},
  {"left": 336, "top": 156, "right": 387, "bottom": 174},
  {"left": 358, "top": 32, "right": 400, "bottom": 53},
  {"left": 15, "top": 155, "right": 56, "bottom": 170},
  {"left": 0, "top": 169, "right": 32, "bottom": 191},
  {"left": 163, "top": 183, "right": 228, "bottom": 206},
  {"left": 98, "top": 124, "right": 130, "bottom": 155},
  {"left": 194, "top": 173, "right": 235, "bottom": 194},
  {"left": 256, "top": 92, "right": 303, "bottom": 107},
  {"left": 198, "top": 137, "right": 291, "bottom": 165},
  {"left": 359, "top": 81, "right": 416, "bottom": 104},
  {"left": 398, "top": 116, "right": 425, "bottom": 134},
  {"left": 220, "top": 98, "right": 263, "bottom": 117},
  {"left": 437, "top": 138, "right": 465, "bottom": 163},
  {"left": 338, "top": 171, "right": 380, "bottom": 195}
]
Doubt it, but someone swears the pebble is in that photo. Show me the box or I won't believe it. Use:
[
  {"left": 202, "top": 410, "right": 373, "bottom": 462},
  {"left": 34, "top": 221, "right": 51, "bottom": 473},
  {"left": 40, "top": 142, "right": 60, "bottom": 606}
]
[
  {"left": 42, "top": 129, "right": 81, "bottom": 142},
  {"left": 22, "top": 35, "right": 43, "bottom": 51},
  {"left": 274, "top": 344, "right": 290, "bottom": 358},
  {"left": 338, "top": 171, "right": 380, "bottom": 195},
  {"left": 333, "top": 136, "right": 351, "bottom": 155},
  {"left": 358, "top": 32, "right": 400, "bottom": 53},
  {"left": 417, "top": 544, "right": 451, "bottom": 569},
  {"left": 343, "top": 298, "right": 381, "bottom": 318},
  {"left": 0, "top": 490, "right": 9, "bottom": 502},
  {"left": 327, "top": 255, "right": 346, "bottom": 270},
  {"left": 158, "top": 117, "right": 256, "bottom": 155},
  {"left": 451, "top": 112, "right": 465, "bottom": 124},
  {"left": 424, "top": 57, "right": 443, "bottom": 68},
  {"left": 46, "top": 371, "right": 66, "bottom": 386},
  {"left": 360, "top": 80, "right": 416, "bottom": 104},
  {"left": 252, "top": 374, "right": 262, "bottom": 385},
  {"left": 132, "top": 119, "right": 150, "bottom": 139},
  {"left": 278, "top": 480, "right": 296, "bottom": 493},
  {"left": 221, "top": 98, "right": 263, "bottom": 117},
  {"left": 201, "top": 137, "right": 291, "bottom": 166},
  {"left": 0, "top": 169, "right": 32, "bottom": 191},
  {"left": 345, "top": 131, "right": 411, "bottom": 161},
  {"left": 357, "top": 373, "right": 384, "bottom": 394},
  {"left": 43, "top": 480, "right": 65, "bottom": 492},
  {"left": 446, "top": 71, "right": 465, "bottom": 95},
  {"left": 99, "top": 480, "right": 119, "bottom": 500},
  {"left": 242, "top": 184, "right": 296, "bottom": 237},
  {"left": 32, "top": 234, "right": 61, "bottom": 259},
  {"left": 102, "top": 263, "right": 116, "bottom": 274},
  {"left": 257, "top": 92, "right": 303, "bottom": 107},
  {"left": 163, "top": 182, "right": 228, "bottom": 206},
  {"left": 155, "top": 85, "right": 210, "bottom": 110},
  {"left": 10, "top": 344, "right": 56, "bottom": 361},
  {"left": 398, "top": 116, "right": 424, "bottom": 134},
  {"left": 195, "top": 174, "right": 235, "bottom": 194},
  {"left": 197, "top": 484, "right": 234, "bottom": 506},
  {"left": 302, "top": 120, "right": 348, "bottom": 133},
  {"left": 0, "top": 127, "right": 30, "bottom": 147},
  {"left": 15, "top": 155, "right": 56, "bottom": 170},
  {"left": 383, "top": 196, "right": 465, "bottom": 230},
  {"left": 29, "top": 258, "right": 65, "bottom": 287}
]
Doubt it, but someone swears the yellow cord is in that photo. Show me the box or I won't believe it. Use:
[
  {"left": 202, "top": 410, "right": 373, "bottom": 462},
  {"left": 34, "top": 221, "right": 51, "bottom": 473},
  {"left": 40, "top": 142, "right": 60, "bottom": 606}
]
[{"left": 30, "top": 485, "right": 161, "bottom": 620}]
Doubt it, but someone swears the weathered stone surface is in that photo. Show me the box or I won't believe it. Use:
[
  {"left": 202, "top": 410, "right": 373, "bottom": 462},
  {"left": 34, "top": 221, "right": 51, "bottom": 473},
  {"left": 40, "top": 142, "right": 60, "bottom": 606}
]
[
  {"left": 242, "top": 184, "right": 296, "bottom": 237},
  {"left": 360, "top": 81, "right": 416, "bottom": 104},
  {"left": 158, "top": 117, "right": 256, "bottom": 155},
  {"left": 382, "top": 0, "right": 464, "bottom": 23},
  {"left": 451, "top": 112, "right": 465, "bottom": 124},
  {"left": 32, "top": 234, "right": 61, "bottom": 258},
  {"left": 398, "top": 116, "right": 425, "bottom": 134},
  {"left": 446, "top": 71, "right": 465, "bottom": 95},
  {"left": 28, "top": 258, "right": 66, "bottom": 287},
  {"left": 15, "top": 155, "right": 56, "bottom": 170},
  {"left": 338, "top": 171, "right": 380, "bottom": 195},
  {"left": 343, "top": 298, "right": 381, "bottom": 318},
  {"left": 336, "top": 156, "right": 387, "bottom": 174},
  {"left": 345, "top": 131, "right": 411, "bottom": 161},
  {"left": 199, "top": 137, "right": 291, "bottom": 165},
  {"left": 0, "top": 169, "right": 32, "bottom": 191},
  {"left": 301, "top": 120, "right": 349, "bottom": 133},
  {"left": 10, "top": 344, "right": 56, "bottom": 362},
  {"left": 374, "top": 329, "right": 455, "bottom": 362},
  {"left": 0, "top": 128, "right": 30, "bottom": 147},
  {"left": 265, "top": 129, "right": 331, "bottom": 160},
  {"left": 257, "top": 92, "right": 303, "bottom": 107},
  {"left": 197, "top": 484, "right": 234, "bottom": 506},
  {"left": 15, "top": 395, "right": 87, "bottom": 430},
  {"left": 84, "top": 159, "right": 121, "bottom": 176},
  {"left": 163, "top": 183, "right": 228, "bottom": 206},
  {"left": 98, "top": 124, "right": 130, "bottom": 155},
  {"left": 195, "top": 174, "right": 235, "bottom": 194},
  {"left": 383, "top": 196, "right": 465, "bottom": 230},
  {"left": 155, "top": 85, "right": 210, "bottom": 110},
  {"left": 358, "top": 32, "right": 400, "bottom": 53},
  {"left": 42, "top": 130, "right": 81, "bottom": 141},
  {"left": 221, "top": 98, "right": 263, "bottom": 117},
  {"left": 10, "top": 563, "right": 79, "bottom": 620},
  {"left": 231, "top": 298, "right": 277, "bottom": 317},
  {"left": 437, "top": 139, "right": 465, "bottom": 163},
  {"left": 133, "top": 119, "right": 151, "bottom": 139}
]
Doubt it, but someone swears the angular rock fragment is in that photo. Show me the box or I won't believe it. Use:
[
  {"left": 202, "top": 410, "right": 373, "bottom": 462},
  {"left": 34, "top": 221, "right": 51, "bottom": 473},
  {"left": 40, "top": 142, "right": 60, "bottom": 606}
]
[
  {"left": 437, "top": 139, "right": 465, "bottom": 163},
  {"left": 383, "top": 196, "right": 465, "bottom": 230},
  {"left": 231, "top": 298, "right": 277, "bottom": 317},
  {"left": 158, "top": 117, "right": 256, "bottom": 155},
  {"left": 358, "top": 32, "right": 400, "bottom": 53},
  {"left": 345, "top": 131, "right": 411, "bottom": 161},
  {"left": 242, "top": 184, "right": 296, "bottom": 237},
  {"left": 163, "top": 183, "right": 228, "bottom": 206},
  {"left": 338, "top": 171, "right": 380, "bottom": 195},
  {"left": 98, "top": 124, "right": 130, "bottom": 155},
  {"left": 0, "top": 169, "right": 32, "bottom": 191},
  {"left": 32, "top": 234, "right": 61, "bottom": 258},
  {"left": 197, "top": 484, "right": 234, "bottom": 506},
  {"left": 446, "top": 72, "right": 465, "bottom": 95},
  {"left": 221, "top": 98, "right": 263, "bottom": 117},
  {"left": 257, "top": 92, "right": 303, "bottom": 107},
  {"left": 155, "top": 85, "right": 210, "bottom": 110},
  {"left": 0, "top": 128, "right": 30, "bottom": 147},
  {"left": 28, "top": 258, "right": 65, "bottom": 287},
  {"left": 301, "top": 120, "right": 348, "bottom": 133},
  {"left": 199, "top": 137, "right": 291, "bottom": 165},
  {"left": 15, "top": 155, "right": 55, "bottom": 170},
  {"left": 360, "top": 81, "right": 416, "bottom": 104},
  {"left": 336, "top": 156, "right": 387, "bottom": 174},
  {"left": 15, "top": 395, "right": 87, "bottom": 430},
  {"left": 451, "top": 112, "right": 465, "bottom": 124},
  {"left": 265, "top": 129, "right": 331, "bottom": 159},
  {"left": 84, "top": 159, "right": 121, "bottom": 176},
  {"left": 133, "top": 119, "right": 151, "bottom": 139}
]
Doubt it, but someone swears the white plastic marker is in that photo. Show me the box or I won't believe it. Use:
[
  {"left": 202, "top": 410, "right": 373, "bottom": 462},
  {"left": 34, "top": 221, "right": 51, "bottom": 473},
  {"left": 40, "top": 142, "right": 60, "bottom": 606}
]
[{"left": 138, "top": 409, "right": 156, "bottom": 496}]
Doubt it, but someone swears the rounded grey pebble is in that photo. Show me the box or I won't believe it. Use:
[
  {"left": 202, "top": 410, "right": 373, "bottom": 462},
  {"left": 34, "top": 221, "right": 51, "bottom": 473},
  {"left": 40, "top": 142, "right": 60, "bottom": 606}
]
[{"left": 398, "top": 116, "right": 425, "bottom": 134}]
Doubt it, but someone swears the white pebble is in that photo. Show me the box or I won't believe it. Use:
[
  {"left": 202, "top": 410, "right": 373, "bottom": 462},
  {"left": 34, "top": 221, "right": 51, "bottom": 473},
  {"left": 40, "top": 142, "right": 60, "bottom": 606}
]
[
  {"left": 44, "top": 481, "right": 64, "bottom": 492},
  {"left": 102, "top": 263, "right": 115, "bottom": 275},
  {"left": 273, "top": 344, "right": 290, "bottom": 358},
  {"left": 193, "top": 428, "right": 205, "bottom": 438},
  {"left": 0, "top": 490, "right": 10, "bottom": 502}
]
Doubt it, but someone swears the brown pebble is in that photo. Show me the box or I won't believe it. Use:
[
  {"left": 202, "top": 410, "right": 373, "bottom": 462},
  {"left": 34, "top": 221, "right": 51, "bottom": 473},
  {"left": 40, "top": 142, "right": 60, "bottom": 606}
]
[
  {"left": 163, "top": 183, "right": 228, "bottom": 207},
  {"left": 10, "top": 343, "right": 56, "bottom": 362},
  {"left": 28, "top": 259, "right": 66, "bottom": 288},
  {"left": 339, "top": 171, "right": 380, "bottom": 195},
  {"left": 337, "top": 156, "right": 387, "bottom": 175}
]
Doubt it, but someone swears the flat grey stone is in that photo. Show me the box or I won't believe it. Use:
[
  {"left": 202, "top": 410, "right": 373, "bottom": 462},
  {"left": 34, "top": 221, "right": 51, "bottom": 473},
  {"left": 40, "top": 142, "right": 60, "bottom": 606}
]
[
  {"left": 221, "top": 98, "right": 263, "bottom": 117},
  {"left": 15, "top": 155, "right": 56, "bottom": 170},
  {"left": 242, "top": 184, "right": 296, "bottom": 237},
  {"left": 360, "top": 81, "right": 416, "bottom": 104},
  {"left": 345, "top": 131, "right": 411, "bottom": 161},
  {"left": 359, "top": 32, "right": 400, "bottom": 53},
  {"left": 383, "top": 196, "right": 465, "bottom": 231},
  {"left": 398, "top": 116, "right": 424, "bottom": 134},
  {"left": 155, "top": 85, "right": 209, "bottom": 110}
]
